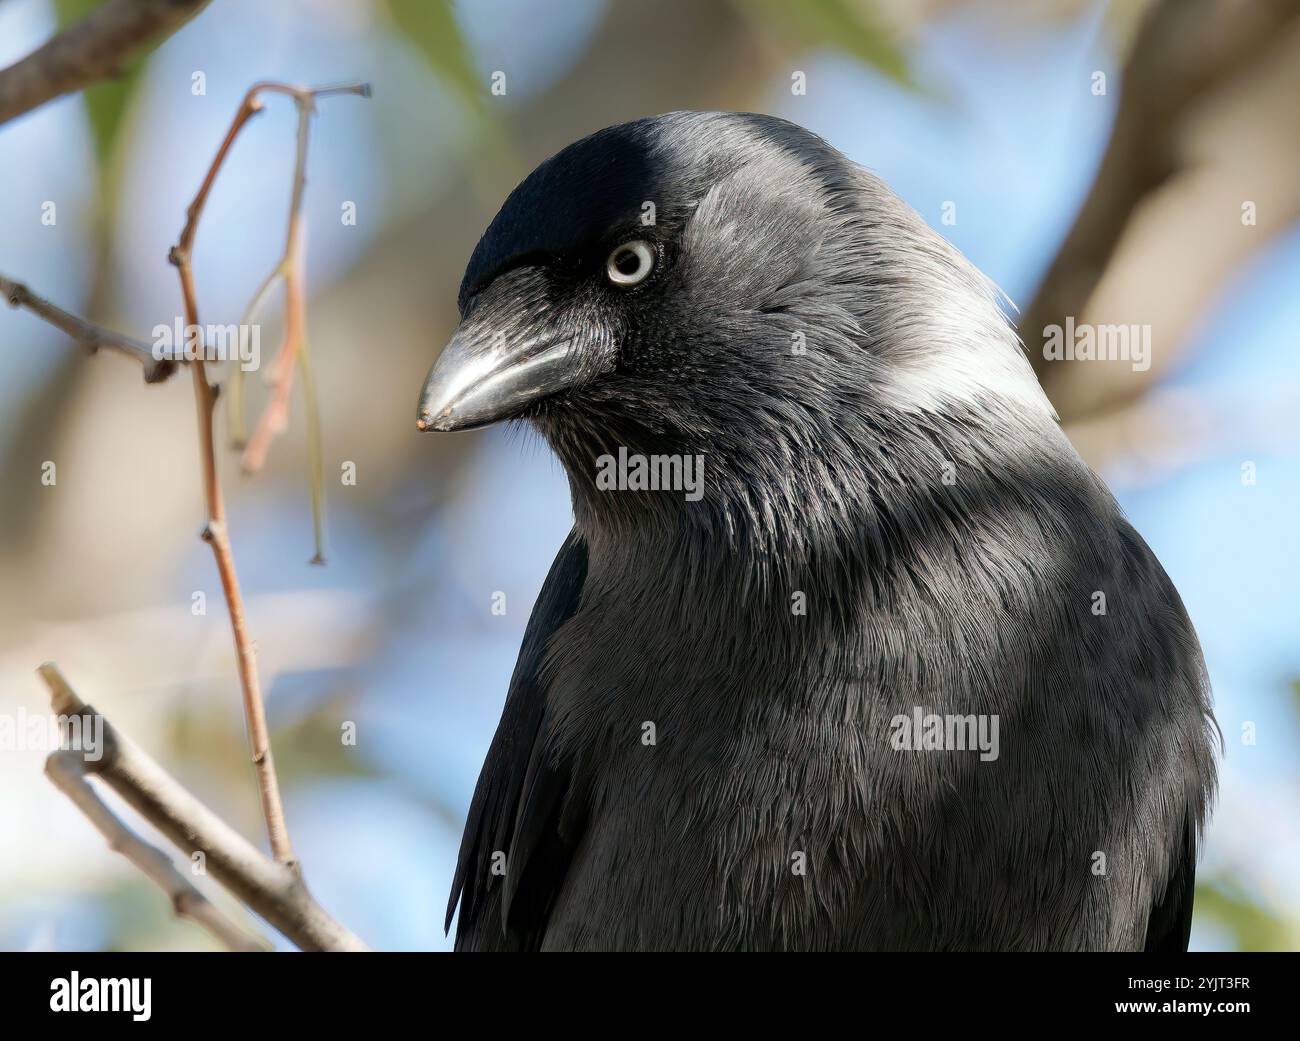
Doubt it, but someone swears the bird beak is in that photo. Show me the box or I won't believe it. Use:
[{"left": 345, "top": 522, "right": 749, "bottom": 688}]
[
  {"left": 417, "top": 328, "right": 583, "bottom": 432},
  {"left": 417, "top": 269, "right": 610, "bottom": 432}
]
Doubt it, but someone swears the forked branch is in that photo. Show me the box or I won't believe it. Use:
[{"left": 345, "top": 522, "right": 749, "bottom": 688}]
[{"left": 40, "top": 664, "right": 367, "bottom": 952}]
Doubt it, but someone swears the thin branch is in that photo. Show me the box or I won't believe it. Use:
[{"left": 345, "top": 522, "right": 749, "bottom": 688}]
[
  {"left": 228, "top": 264, "right": 282, "bottom": 446},
  {"left": 40, "top": 664, "right": 368, "bottom": 953},
  {"left": 166, "top": 80, "right": 366, "bottom": 863},
  {"left": 167, "top": 86, "right": 286, "bottom": 864},
  {"left": 0, "top": 273, "right": 175, "bottom": 383},
  {"left": 239, "top": 96, "right": 312, "bottom": 478},
  {"left": 297, "top": 316, "right": 328, "bottom": 566},
  {"left": 0, "top": 0, "right": 212, "bottom": 126},
  {"left": 234, "top": 83, "right": 368, "bottom": 570},
  {"left": 45, "top": 750, "right": 269, "bottom": 952}
]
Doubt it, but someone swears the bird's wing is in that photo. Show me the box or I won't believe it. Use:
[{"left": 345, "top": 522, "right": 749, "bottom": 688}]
[
  {"left": 445, "top": 529, "right": 588, "bottom": 950},
  {"left": 1143, "top": 814, "right": 1198, "bottom": 952}
]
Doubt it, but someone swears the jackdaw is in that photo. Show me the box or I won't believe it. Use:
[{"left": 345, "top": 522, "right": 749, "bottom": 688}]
[{"left": 418, "top": 111, "right": 1218, "bottom": 951}]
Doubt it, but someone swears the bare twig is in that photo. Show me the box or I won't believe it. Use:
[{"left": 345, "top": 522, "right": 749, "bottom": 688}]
[
  {"left": 231, "top": 82, "right": 368, "bottom": 566},
  {"left": 167, "top": 86, "right": 291, "bottom": 866},
  {"left": 45, "top": 750, "right": 269, "bottom": 952},
  {"left": 238, "top": 139, "right": 306, "bottom": 476},
  {"left": 228, "top": 267, "right": 280, "bottom": 446},
  {"left": 0, "top": 0, "right": 212, "bottom": 126},
  {"left": 0, "top": 273, "right": 175, "bottom": 383},
  {"left": 296, "top": 303, "right": 328, "bottom": 566},
  {"left": 40, "top": 664, "right": 368, "bottom": 952},
  {"left": 165, "top": 80, "right": 367, "bottom": 861}
]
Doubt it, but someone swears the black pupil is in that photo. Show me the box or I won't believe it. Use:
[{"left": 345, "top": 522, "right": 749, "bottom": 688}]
[{"left": 614, "top": 248, "right": 642, "bottom": 276}]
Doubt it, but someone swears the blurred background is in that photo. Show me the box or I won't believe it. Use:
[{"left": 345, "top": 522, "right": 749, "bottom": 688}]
[{"left": 0, "top": 0, "right": 1296, "bottom": 951}]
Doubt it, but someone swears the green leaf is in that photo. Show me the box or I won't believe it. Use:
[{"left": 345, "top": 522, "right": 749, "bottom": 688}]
[
  {"left": 384, "top": 0, "right": 519, "bottom": 192},
  {"left": 386, "top": 0, "right": 484, "bottom": 112},
  {"left": 53, "top": 0, "right": 146, "bottom": 164},
  {"left": 1194, "top": 877, "right": 1296, "bottom": 951},
  {"left": 738, "top": 0, "right": 918, "bottom": 90}
]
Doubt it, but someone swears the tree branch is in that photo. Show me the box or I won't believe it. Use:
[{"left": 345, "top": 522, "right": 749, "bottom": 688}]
[
  {"left": 231, "top": 83, "right": 370, "bottom": 567},
  {"left": 0, "top": 273, "right": 176, "bottom": 383},
  {"left": 0, "top": 0, "right": 212, "bottom": 126},
  {"left": 1021, "top": 0, "right": 1300, "bottom": 421},
  {"left": 166, "top": 80, "right": 367, "bottom": 864},
  {"left": 40, "top": 663, "right": 368, "bottom": 953},
  {"left": 45, "top": 749, "right": 269, "bottom": 952}
]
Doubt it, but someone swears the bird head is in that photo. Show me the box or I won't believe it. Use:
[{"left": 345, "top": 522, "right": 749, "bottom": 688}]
[{"left": 418, "top": 112, "right": 1053, "bottom": 545}]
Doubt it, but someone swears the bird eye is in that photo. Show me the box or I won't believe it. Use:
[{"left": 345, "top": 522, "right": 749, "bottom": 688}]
[{"left": 605, "top": 240, "right": 655, "bottom": 287}]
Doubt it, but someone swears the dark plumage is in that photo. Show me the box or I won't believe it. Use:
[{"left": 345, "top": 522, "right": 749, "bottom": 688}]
[{"left": 420, "top": 111, "right": 1218, "bottom": 951}]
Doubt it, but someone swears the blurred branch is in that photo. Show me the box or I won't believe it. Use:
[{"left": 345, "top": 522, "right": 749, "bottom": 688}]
[
  {"left": 1022, "top": 0, "right": 1300, "bottom": 422},
  {"left": 0, "top": 273, "right": 176, "bottom": 383},
  {"left": 1062, "top": 387, "right": 1216, "bottom": 480},
  {"left": 230, "top": 84, "right": 370, "bottom": 567},
  {"left": 167, "top": 80, "right": 367, "bottom": 865},
  {"left": 39, "top": 664, "right": 367, "bottom": 952},
  {"left": 236, "top": 102, "right": 309, "bottom": 473},
  {"left": 0, "top": 0, "right": 211, "bottom": 126},
  {"left": 45, "top": 749, "right": 269, "bottom": 952}
]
